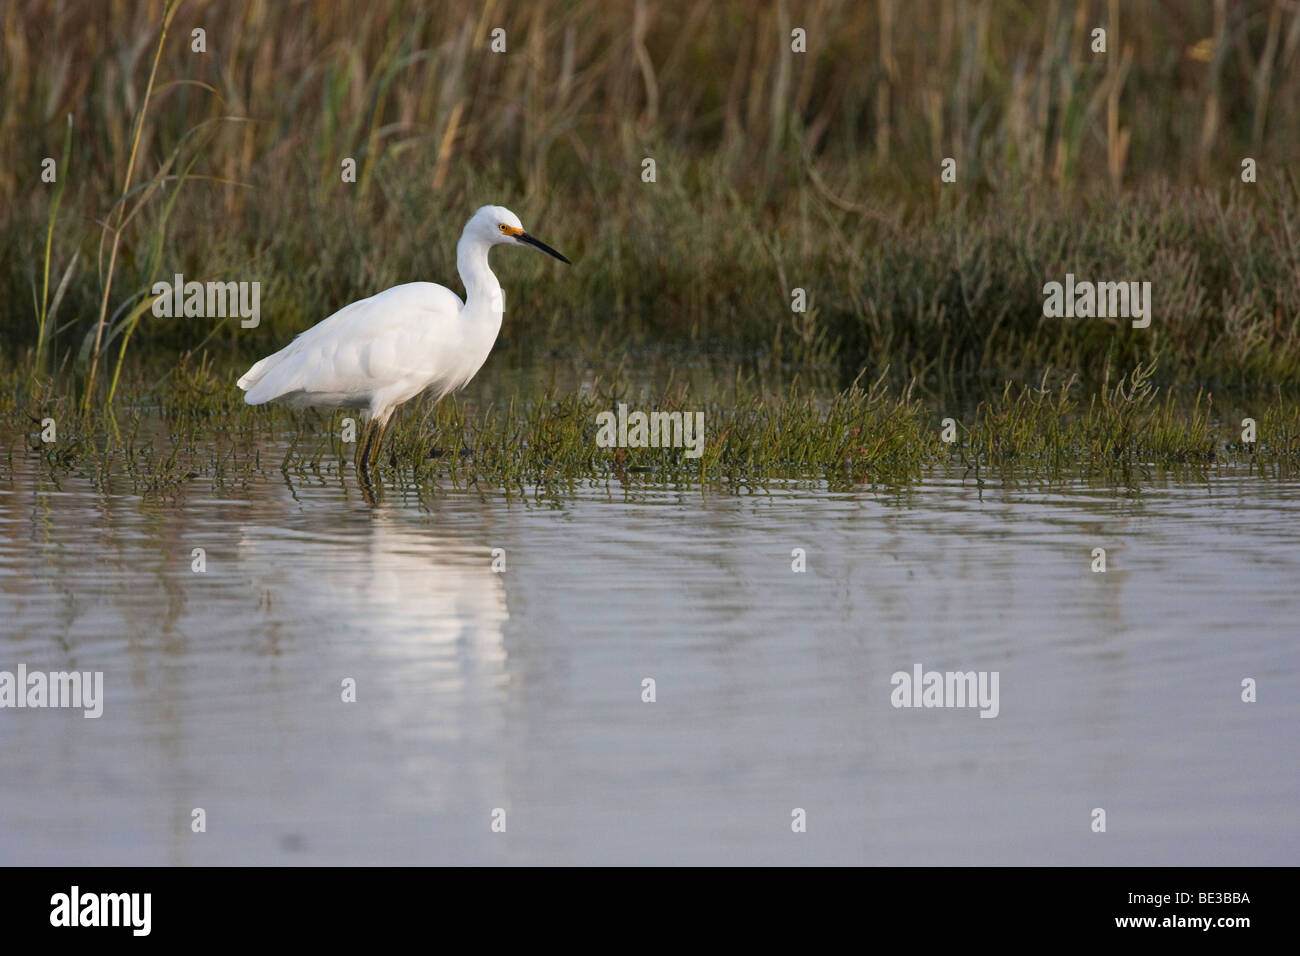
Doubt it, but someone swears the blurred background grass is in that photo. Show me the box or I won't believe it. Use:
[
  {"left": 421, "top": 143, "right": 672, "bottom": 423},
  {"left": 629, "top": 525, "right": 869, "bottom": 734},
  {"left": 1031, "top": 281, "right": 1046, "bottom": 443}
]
[{"left": 2, "top": 0, "right": 1299, "bottom": 401}]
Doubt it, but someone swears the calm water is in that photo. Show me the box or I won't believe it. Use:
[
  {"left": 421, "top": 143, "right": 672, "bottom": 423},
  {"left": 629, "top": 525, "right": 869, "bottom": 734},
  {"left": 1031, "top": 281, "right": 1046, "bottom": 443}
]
[{"left": 1, "top": 451, "right": 1297, "bottom": 865}]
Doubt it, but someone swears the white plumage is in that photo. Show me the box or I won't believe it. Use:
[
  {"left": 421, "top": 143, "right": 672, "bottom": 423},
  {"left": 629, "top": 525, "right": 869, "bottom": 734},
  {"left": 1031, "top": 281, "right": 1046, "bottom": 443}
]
[
  {"left": 239, "top": 281, "right": 472, "bottom": 412},
  {"left": 237, "top": 204, "right": 569, "bottom": 468}
]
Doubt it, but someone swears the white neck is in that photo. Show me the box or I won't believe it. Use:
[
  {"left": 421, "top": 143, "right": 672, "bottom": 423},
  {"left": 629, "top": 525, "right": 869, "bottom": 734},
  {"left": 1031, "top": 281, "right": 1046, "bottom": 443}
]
[{"left": 456, "top": 234, "right": 503, "bottom": 322}]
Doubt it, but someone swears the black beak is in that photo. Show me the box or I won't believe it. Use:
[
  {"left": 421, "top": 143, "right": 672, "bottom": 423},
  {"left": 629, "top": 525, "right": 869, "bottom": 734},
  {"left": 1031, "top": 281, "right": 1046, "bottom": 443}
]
[{"left": 518, "top": 232, "right": 570, "bottom": 264}]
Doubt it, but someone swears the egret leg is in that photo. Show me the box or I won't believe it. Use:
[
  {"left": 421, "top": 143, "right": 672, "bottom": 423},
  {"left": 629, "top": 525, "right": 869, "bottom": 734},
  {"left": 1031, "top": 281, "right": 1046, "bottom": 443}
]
[
  {"left": 355, "top": 419, "right": 376, "bottom": 473},
  {"left": 357, "top": 417, "right": 391, "bottom": 474},
  {"left": 369, "top": 419, "right": 390, "bottom": 468},
  {"left": 355, "top": 434, "right": 378, "bottom": 503}
]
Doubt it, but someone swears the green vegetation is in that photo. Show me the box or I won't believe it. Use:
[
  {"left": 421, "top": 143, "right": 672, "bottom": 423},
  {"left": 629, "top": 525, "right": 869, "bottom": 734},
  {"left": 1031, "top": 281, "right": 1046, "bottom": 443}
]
[
  {"left": 3, "top": 360, "right": 1295, "bottom": 498},
  {"left": 2, "top": 1, "right": 1298, "bottom": 493}
]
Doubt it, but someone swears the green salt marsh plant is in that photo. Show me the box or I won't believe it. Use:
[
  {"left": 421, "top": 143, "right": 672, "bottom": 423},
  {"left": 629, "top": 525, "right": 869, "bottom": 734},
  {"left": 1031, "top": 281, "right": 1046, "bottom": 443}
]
[
  {"left": 5, "top": 1, "right": 1300, "bottom": 399},
  {"left": 2, "top": 359, "right": 1296, "bottom": 498}
]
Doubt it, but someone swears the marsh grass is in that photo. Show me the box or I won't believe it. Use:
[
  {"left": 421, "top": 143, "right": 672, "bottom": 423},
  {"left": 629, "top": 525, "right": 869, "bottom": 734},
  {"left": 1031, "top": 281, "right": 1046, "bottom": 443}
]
[
  {"left": 3, "top": 358, "right": 1296, "bottom": 499},
  {"left": 3, "top": 2, "right": 1299, "bottom": 492},
  {"left": 4, "top": 1, "right": 1300, "bottom": 403}
]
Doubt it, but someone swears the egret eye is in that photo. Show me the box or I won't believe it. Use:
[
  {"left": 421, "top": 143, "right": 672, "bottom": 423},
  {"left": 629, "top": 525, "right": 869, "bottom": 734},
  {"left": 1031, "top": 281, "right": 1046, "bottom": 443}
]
[{"left": 498, "top": 223, "right": 508, "bottom": 232}]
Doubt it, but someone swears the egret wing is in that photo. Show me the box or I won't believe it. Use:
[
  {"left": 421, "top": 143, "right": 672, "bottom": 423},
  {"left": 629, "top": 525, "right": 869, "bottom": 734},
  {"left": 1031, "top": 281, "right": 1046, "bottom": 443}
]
[{"left": 240, "top": 282, "right": 462, "bottom": 405}]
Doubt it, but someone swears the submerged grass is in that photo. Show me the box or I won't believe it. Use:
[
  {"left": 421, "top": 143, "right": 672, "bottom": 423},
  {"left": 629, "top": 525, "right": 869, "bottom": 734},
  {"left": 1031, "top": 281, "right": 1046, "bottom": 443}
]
[{"left": 2, "top": 359, "right": 1296, "bottom": 500}]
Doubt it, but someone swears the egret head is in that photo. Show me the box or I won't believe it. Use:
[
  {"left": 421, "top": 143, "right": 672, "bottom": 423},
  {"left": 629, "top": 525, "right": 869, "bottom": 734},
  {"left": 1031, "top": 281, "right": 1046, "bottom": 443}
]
[{"left": 469, "top": 205, "right": 570, "bottom": 263}]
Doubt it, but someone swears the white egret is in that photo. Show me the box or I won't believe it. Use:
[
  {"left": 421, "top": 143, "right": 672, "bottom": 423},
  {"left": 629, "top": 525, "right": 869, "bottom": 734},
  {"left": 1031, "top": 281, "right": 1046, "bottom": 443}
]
[{"left": 237, "top": 204, "right": 569, "bottom": 470}]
